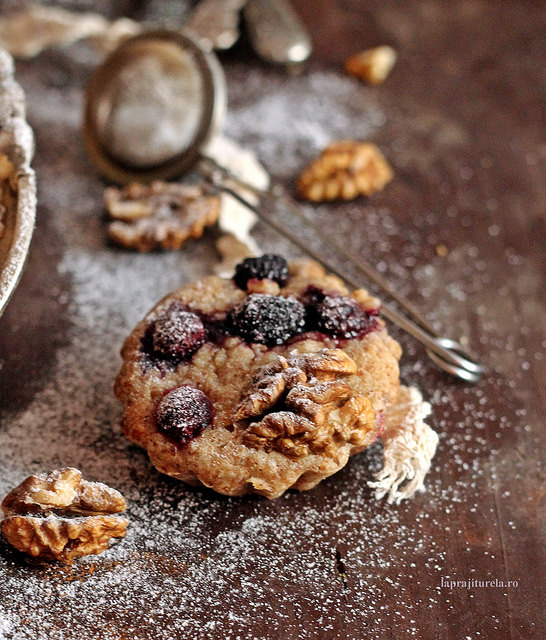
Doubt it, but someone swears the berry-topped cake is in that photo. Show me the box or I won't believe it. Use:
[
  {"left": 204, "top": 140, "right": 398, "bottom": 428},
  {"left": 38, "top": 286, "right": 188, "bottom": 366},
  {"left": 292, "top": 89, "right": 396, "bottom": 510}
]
[{"left": 115, "top": 256, "right": 438, "bottom": 500}]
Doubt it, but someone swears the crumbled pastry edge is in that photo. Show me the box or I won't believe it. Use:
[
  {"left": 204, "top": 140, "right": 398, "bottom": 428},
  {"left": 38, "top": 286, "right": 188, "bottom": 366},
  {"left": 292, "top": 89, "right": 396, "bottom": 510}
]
[{"left": 369, "top": 385, "right": 439, "bottom": 504}]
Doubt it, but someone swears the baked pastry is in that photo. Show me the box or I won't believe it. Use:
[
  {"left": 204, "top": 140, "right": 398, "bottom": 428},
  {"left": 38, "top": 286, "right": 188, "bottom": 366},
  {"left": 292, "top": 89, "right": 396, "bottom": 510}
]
[{"left": 115, "top": 255, "right": 436, "bottom": 500}]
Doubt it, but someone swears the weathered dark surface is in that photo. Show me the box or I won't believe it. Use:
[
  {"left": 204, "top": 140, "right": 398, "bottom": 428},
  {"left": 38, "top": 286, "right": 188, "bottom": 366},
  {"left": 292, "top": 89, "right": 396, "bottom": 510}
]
[{"left": 0, "top": 1, "right": 544, "bottom": 639}]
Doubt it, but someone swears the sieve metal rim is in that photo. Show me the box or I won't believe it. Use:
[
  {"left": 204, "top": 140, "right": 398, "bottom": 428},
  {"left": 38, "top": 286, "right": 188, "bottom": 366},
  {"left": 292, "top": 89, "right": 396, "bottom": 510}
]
[{"left": 83, "top": 30, "right": 227, "bottom": 184}]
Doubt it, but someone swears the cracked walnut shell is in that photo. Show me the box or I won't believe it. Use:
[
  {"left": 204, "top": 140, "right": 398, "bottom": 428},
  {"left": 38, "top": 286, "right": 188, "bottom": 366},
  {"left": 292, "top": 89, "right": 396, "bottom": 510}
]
[
  {"left": 1, "top": 468, "right": 128, "bottom": 562},
  {"left": 297, "top": 141, "right": 393, "bottom": 201},
  {"left": 105, "top": 181, "right": 220, "bottom": 251},
  {"left": 237, "top": 349, "right": 376, "bottom": 458}
]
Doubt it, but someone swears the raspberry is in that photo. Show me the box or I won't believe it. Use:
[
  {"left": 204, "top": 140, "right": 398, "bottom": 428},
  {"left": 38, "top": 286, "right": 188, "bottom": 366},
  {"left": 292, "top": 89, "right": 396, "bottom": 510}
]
[
  {"left": 305, "top": 287, "right": 374, "bottom": 339},
  {"left": 155, "top": 386, "right": 212, "bottom": 444},
  {"left": 152, "top": 304, "right": 206, "bottom": 360},
  {"left": 228, "top": 294, "right": 305, "bottom": 345},
  {"left": 233, "top": 254, "right": 290, "bottom": 290}
]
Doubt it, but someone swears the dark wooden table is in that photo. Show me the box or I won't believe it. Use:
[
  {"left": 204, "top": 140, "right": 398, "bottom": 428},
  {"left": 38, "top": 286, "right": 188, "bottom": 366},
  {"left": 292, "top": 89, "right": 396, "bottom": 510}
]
[{"left": 0, "top": 1, "right": 544, "bottom": 638}]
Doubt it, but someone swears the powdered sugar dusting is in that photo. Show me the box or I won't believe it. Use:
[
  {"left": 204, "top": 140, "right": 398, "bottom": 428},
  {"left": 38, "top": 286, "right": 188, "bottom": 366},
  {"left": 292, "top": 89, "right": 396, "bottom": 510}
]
[
  {"left": 0, "top": 22, "right": 541, "bottom": 640},
  {"left": 226, "top": 67, "right": 386, "bottom": 179}
]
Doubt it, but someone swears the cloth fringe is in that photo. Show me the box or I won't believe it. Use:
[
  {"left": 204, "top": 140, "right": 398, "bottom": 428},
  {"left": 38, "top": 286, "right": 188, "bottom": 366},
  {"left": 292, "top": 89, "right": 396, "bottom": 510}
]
[{"left": 368, "top": 385, "right": 439, "bottom": 504}]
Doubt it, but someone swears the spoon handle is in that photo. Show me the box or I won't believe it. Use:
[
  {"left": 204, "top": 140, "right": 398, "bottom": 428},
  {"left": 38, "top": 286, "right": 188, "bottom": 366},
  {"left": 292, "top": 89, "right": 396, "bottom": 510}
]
[{"left": 244, "top": 0, "right": 312, "bottom": 65}]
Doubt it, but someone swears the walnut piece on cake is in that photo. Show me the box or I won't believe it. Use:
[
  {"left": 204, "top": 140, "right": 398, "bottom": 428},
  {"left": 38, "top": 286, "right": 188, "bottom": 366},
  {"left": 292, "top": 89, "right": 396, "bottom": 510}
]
[
  {"left": 237, "top": 349, "right": 376, "bottom": 458},
  {"left": 344, "top": 45, "right": 397, "bottom": 85},
  {"left": 105, "top": 181, "right": 220, "bottom": 251},
  {"left": 297, "top": 141, "right": 393, "bottom": 202},
  {"left": 1, "top": 468, "right": 128, "bottom": 563}
]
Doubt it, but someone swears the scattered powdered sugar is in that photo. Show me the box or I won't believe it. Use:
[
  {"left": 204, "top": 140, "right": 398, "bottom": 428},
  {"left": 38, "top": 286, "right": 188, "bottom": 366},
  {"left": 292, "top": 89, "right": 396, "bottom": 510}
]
[
  {"left": 0, "top": 613, "right": 14, "bottom": 638},
  {"left": 0, "top": 31, "right": 541, "bottom": 640},
  {"left": 225, "top": 66, "right": 386, "bottom": 180}
]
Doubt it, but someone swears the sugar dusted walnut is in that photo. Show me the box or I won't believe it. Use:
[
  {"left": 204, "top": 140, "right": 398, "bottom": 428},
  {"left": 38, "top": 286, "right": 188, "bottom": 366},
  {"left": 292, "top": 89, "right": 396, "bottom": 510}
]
[
  {"left": 236, "top": 349, "right": 376, "bottom": 458},
  {"left": 1, "top": 468, "right": 128, "bottom": 563},
  {"left": 105, "top": 181, "right": 220, "bottom": 251},
  {"left": 297, "top": 141, "right": 393, "bottom": 202},
  {"left": 344, "top": 45, "right": 397, "bottom": 85}
]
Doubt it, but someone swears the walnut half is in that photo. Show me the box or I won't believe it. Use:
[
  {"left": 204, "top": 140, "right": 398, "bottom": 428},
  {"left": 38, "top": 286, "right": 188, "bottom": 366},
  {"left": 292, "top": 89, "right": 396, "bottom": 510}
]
[
  {"left": 297, "top": 141, "right": 393, "bottom": 202},
  {"left": 236, "top": 349, "right": 376, "bottom": 458},
  {"left": 1, "top": 468, "right": 128, "bottom": 563},
  {"left": 105, "top": 181, "right": 220, "bottom": 251}
]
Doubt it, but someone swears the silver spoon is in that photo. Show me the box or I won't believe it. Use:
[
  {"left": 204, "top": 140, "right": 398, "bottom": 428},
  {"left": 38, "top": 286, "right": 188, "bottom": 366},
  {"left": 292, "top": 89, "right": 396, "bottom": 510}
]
[{"left": 243, "top": 0, "right": 312, "bottom": 65}]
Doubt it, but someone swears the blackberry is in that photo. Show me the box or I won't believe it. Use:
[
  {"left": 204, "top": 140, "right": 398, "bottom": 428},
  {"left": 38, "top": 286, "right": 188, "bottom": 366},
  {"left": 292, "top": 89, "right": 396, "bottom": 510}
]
[
  {"left": 152, "top": 304, "right": 206, "bottom": 360},
  {"left": 306, "top": 288, "right": 374, "bottom": 339},
  {"left": 228, "top": 294, "right": 306, "bottom": 345},
  {"left": 155, "top": 386, "right": 212, "bottom": 445},
  {"left": 233, "top": 254, "right": 290, "bottom": 290}
]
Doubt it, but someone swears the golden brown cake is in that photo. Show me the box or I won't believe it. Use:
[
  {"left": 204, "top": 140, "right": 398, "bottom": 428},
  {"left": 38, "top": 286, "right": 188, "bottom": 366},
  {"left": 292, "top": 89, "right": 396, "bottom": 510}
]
[{"left": 115, "top": 257, "right": 403, "bottom": 499}]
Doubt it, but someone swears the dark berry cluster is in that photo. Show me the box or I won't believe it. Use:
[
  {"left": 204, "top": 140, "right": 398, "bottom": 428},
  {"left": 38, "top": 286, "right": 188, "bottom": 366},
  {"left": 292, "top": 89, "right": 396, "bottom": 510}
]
[
  {"left": 304, "top": 286, "right": 376, "bottom": 339},
  {"left": 155, "top": 386, "right": 212, "bottom": 444},
  {"left": 233, "top": 254, "right": 290, "bottom": 290},
  {"left": 152, "top": 304, "right": 206, "bottom": 360},
  {"left": 228, "top": 293, "right": 306, "bottom": 346}
]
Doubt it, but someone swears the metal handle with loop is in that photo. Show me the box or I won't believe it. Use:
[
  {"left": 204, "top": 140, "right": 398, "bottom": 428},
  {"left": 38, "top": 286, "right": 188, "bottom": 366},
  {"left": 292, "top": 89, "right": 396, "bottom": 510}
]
[{"left": 199, "top": 156, "right": 484, "bottom": 384}]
